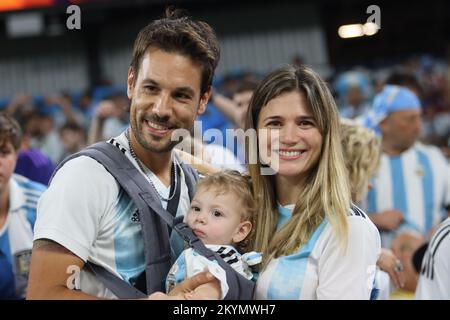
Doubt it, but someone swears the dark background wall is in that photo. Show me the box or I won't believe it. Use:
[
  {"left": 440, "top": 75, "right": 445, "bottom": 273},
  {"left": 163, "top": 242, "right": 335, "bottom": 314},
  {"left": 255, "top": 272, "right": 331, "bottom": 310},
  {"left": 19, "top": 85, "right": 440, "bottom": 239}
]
[{"left": 0, "top": 0, "right": 448, "bottom": 97}]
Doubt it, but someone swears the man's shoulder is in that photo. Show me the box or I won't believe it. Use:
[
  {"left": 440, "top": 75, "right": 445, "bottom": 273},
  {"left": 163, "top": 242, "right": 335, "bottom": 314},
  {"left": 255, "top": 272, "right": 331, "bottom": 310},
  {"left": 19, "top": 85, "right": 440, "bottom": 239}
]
[
  {"left": 414, "top": 142, "right": 443, "bottom": 155},
  {"left": 57, "top": 154, "right": 110, "bottom": 174},
  {"left": 52, "top": 155, "right": 118, "bottom": 189},
  {"left": 413, "top": 142, "right": 448, "bottom": 166}
]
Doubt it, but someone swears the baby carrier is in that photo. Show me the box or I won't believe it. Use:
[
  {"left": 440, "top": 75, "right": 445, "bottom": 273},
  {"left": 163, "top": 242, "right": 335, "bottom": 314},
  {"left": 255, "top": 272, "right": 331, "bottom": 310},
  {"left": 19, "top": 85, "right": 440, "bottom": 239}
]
[{"left": 52, "top": 140, "right": 255, "bottom": 300}]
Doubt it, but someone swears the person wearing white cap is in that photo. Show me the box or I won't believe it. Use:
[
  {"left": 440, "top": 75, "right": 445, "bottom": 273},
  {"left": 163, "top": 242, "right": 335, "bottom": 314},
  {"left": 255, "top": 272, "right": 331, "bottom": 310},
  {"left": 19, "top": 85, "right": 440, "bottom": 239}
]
[
  {"left": 363, "top": 85, "right": 450, "bottom": 297},
  {"left": 361, "top": 85, "right": 450, "bottom": 295}
]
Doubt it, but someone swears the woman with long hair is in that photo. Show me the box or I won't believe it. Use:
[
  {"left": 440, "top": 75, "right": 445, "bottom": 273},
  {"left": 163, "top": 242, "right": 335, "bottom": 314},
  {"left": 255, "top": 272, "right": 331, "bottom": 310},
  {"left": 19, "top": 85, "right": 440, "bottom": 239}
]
[{"left": 246, "top": 65, "right": 380, "bottom": 299}]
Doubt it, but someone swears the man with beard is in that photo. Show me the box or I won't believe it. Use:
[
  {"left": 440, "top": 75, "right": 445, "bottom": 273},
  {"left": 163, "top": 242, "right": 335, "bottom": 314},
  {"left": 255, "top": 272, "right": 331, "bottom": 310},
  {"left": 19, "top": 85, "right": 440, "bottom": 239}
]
[{"left": 27, "top": 8, "right": 221, "bottom": 299}]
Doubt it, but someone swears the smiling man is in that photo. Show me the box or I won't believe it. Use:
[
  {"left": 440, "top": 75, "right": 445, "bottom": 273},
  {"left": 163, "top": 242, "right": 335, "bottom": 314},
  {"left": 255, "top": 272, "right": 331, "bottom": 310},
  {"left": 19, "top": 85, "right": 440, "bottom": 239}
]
[{"left": 27, "top": 8, "right": 221, "bottom": 299}]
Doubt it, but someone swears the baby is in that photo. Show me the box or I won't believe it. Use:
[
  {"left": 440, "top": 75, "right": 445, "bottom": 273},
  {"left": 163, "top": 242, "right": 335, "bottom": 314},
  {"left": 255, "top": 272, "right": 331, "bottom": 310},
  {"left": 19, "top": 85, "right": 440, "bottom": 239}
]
[{"left": 166, "top": 170, "right": 260, "bottom": 298}]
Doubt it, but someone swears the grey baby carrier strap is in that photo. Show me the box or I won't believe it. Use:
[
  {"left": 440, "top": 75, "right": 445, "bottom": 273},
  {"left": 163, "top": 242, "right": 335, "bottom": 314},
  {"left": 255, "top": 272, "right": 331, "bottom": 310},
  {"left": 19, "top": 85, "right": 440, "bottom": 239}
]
[{"left": 52, "top": 141, "right": 254, "bottom": 300}]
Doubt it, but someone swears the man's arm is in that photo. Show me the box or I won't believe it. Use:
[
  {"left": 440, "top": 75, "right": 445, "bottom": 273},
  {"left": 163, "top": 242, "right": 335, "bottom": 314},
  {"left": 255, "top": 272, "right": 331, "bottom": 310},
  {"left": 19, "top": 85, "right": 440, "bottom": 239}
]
[
  {"left": 174, "top": 149, "right": 219, "bottom": 176},
  {"left": 27, "top": 239, "right": 100, "bottom": 300},
  {"left": 211, "top": 93, "right": 242, "bottom": 128},
  {"left": 368, "top": 209, "right": 404, "bottom": 231},
  {"left": 27, "top": 239, "right": 221, "bottom": 300}
]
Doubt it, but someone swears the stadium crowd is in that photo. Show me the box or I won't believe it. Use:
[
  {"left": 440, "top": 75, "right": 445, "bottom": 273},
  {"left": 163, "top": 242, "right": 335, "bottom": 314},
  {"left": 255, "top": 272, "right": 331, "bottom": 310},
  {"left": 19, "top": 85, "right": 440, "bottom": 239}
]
[{"left": 1, "top": 10, "right": 449, "bottom": 300}]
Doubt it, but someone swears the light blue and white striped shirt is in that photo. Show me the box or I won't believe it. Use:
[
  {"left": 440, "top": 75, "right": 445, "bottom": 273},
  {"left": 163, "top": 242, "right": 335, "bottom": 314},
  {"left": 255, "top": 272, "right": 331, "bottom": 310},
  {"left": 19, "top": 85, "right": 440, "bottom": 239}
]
[
  {"left": 34, "top": 132, "right": 190, "bottom": 298},
  {"left": 255, "top": 204, "right": 380, "bottom": 300},
  {"left": 0, "top": 174, "right": 46, "bottom": 299},
  {"left": 365, "top": 142, "right": 450, "bottom": 248}
]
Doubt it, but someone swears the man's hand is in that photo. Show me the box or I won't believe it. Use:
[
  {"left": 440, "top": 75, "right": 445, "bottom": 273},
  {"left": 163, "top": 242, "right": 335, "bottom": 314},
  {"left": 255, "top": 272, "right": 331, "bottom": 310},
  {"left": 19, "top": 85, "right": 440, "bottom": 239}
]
[
  {"left": 184, "top": 282, "right": 222, "bottom": 300},
  {"left": 168, "top": 271, "right": 221, "bottom": 300},
  {"left": 147, "top": 292, "right": 184, "bottom": 300},
  {"left": 370, "top": 209, "right": 404, "bottom": 231}
]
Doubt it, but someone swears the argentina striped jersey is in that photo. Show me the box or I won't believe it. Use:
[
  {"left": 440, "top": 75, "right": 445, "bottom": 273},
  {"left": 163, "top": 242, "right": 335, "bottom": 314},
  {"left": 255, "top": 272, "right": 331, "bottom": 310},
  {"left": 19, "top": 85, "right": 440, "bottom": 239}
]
[
  {"left": 0, "top": 174, "right": 46, "bottom": 299},
  {"left": 365, "top": 142, "right": 450, "bottom": 248},
  {"left": 415, "top": 217, "right": 450, "bottom": 299},
  {"left": 254, "top": 204, "right": 380, "bottom": 300}
]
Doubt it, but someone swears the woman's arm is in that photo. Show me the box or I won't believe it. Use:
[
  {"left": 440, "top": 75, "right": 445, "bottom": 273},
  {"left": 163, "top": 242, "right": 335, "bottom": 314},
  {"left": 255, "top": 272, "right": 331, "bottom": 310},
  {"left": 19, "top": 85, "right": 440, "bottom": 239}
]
[{"left": 317, "top": 216, "right": 381, "bottom": 299}]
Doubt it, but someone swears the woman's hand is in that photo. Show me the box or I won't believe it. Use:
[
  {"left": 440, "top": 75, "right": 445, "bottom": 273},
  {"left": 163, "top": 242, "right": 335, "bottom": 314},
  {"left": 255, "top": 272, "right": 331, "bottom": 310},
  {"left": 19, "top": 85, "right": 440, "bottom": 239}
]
[{"left": 377, "top": 248, "right": 405, "bottom": 289}]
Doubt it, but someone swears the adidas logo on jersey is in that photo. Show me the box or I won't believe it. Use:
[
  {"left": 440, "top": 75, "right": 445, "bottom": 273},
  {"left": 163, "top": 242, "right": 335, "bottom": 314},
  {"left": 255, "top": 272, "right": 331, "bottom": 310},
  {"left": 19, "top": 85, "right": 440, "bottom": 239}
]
[{"left": 131, "top": 210, "right": 140, "bottom": 223}]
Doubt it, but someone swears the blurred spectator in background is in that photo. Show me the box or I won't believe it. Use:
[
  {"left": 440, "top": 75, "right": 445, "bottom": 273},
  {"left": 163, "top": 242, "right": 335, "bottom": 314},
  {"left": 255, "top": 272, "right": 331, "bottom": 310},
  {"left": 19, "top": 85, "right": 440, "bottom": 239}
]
[
  {"left": 58, "top": 122, "right": 86, "bottom": 163},
  {"left": 3, "top": 94, "right": 35, "bottom": 122},
  {"left": 87, "top": 92, "right": 130, "bottom": 144},
  {"left": 341, "top": 85, "right": 371, "bottom": 119},
  {"left": 383, "top": 70, "right": 441, "bottom": 145},
  {"left": 196, "top": 100, "right": 235, "bottom": 150},
  {"left": 385, "top": 61, "right": 450, "bottom": 156},
  {"left": 385, "top": 70, "right": 423, "bottom": 97},
  {"left": 14, "top": 119, "right": 55, "bottom": 186},
  {"left": 51, "top": 92, "right": 88, "bottom": 130},
  {"left": 196, "top": 70, "right": 260, "bottom": 154},
  {"left": 232, "top": 80, "right": 258, "bottom": 129},
  {"left": 363, "top": 85, "right": 450, "bottom": 251},
  {"left": 2, "top": 97, "right": 57, "bottom": 185},
  {"left": 0, "top": 113, "right": 46, "bottom": 299},
  {"left": 101, "top": 92, "right": 130, "bottom": 139},
  {"left": 74, "top": 89, "right": 97, "bottom": 129},
  {"left": 211, "top": 79, "right": 258, "bottom": 130},
  {"left": 24, "top": 109, "right": 64, "bottom": 165},
  {"left": 176, "top": 134, "right": 244, "bottom": 173},
  {"left": 334, "top": 70, "right": 372, "bottom": 119},
  {"left": 340, "top": 119, "right": 406, "bottom": 299}
]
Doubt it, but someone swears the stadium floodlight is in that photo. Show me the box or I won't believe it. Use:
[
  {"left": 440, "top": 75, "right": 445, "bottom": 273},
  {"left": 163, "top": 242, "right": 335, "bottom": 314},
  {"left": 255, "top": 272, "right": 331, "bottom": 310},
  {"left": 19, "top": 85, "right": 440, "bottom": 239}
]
[
  {"left": 363, "top": 22, "right": 379, "bottom": 36},
  {"left": 338, "top": 24, "right": 364, "bottom": 39}
]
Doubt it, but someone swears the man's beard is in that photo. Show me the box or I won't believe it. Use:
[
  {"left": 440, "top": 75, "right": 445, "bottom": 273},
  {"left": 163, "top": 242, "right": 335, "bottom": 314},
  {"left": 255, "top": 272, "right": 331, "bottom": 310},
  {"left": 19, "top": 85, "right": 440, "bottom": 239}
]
[{"left": 131, "top": 117, "right": 180, "bottom": 153}]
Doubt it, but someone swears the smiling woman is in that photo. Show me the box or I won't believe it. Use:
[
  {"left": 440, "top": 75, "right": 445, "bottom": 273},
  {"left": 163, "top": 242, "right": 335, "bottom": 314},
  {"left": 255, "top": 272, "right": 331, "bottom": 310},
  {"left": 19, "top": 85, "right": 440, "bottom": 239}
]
[
  {"left": 245, "top": 65, "right": 381, "bottom": 300},
  {"left": 256, "top": 91, "right": 323, "bottom": 180}
]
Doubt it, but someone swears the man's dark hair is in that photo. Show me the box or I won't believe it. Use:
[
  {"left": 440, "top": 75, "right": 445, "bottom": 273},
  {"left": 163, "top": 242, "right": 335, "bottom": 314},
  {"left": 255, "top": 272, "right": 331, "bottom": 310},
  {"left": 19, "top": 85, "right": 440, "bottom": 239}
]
[
  {"left": 130, "top": 7, "right": 220, "bottom": 95},
  {"left": 385, "top": 71, "right": 422, "bottom": 96},
  {"left": 0, "top": 112, "right": 22, "bottom": 150}
]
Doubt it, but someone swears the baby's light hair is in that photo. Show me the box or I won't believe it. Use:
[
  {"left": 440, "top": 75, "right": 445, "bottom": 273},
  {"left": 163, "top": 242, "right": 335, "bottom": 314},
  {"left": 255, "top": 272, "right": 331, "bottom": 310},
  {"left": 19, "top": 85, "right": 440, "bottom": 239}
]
[
  {"left": 195, "top": 170, "right": 255, "bottom": 222},
  {"left": 195, "top": 170, "right": 255, "bottom": 252}
]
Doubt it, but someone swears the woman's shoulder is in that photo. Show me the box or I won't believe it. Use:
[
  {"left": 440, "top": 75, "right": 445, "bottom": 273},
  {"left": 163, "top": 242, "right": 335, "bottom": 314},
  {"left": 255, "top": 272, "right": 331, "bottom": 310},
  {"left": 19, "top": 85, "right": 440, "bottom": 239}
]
[
  {"left": 321, "top": 204, "right": 379, "bottom": 242},
  {"left": 348, "top": 203, "right": 376, "bottom": 223},
  {"left": 315, "top": 204, "right": 380, "bottom": 258},
  {"left": 348, "top": 203, "right": 369, "bottom": 219},
  {"left": 347, "top": 203, "right": 380, "bottom": 238}
]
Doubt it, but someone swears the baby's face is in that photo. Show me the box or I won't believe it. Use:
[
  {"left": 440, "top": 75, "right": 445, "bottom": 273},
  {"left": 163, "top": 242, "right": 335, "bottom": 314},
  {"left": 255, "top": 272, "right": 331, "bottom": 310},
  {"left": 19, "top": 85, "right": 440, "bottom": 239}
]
[{"left": 186, "top": 187, "right": 246, "bottom": 246}]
